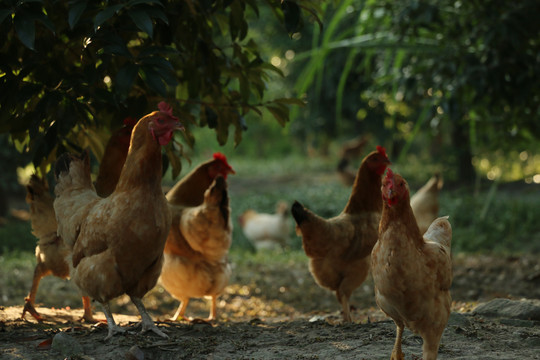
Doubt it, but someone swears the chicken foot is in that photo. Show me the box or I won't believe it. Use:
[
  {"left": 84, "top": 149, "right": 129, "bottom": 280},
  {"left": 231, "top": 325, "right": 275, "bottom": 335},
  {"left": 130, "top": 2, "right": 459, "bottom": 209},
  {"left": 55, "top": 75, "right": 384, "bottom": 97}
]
[
  {"left": 80, "top": 296, "right": 96, "bottom": 323},
  {"left": 101, "top": 302, "right": 126, "bottom": 341},
  {"left": 171, "top": 296, "right": 217, "bottom": 323},
  {"left": 21, "top": 262, "right": 50, "bottom": 322},
  {"left": 131, "top": 296, "right": 169, "bottom": 339},
  {"left": 391, "top": 322, "right": 405, "bottom": 360}
]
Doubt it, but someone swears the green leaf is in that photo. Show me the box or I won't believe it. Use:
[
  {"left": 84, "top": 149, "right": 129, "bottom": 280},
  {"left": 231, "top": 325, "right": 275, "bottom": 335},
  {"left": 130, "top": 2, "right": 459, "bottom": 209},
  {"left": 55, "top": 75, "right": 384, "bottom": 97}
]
[
  {"left": 145, "top": 7, "right": 168, "bottom": 25},
  {"left": 94, "top": 4, "right": 124, "bottom": 31},
  {"left": 266, "top": 104, "right": 289, "bottom": 127},
  {"left": 281, "top": 0, "right": 301, "bottom": 35},
  {"left": 128, "top": 9, "right": 153, "bottom": 37},
  {"left": 272, "top": 97, "right": 306, "bottom": 106},
  {"left": 0, "top": 9, "right": 12, "bottom": 25},
  {"left": 116, "top": 63, "right": 139, "bottom": 96},
  {"left": 127, "top": 0, "right": 164, "bottom": 7},
  {"left": 140, "top": 66, "right": 166, "bottom": 96},
  {"left": 14, "top": 13, "right": 36, "bottom": 50},
  {"left": 68, "top": 0, "right": 88, "bottom": 29}
]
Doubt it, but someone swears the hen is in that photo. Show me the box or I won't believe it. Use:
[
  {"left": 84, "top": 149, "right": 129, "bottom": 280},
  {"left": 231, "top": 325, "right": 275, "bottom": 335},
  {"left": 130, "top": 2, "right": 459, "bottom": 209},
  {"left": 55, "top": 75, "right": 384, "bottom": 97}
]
[
  {"left": 166, "top": 152, "right": 235, "bottom": 207},
  {"left": 238, "top": 201, "right": 291, "bottom": 251},
  {"left": 291, "top": 146, "right": 391, "bottom": 322},
  {"left": 371, "top": 169, "right": 452, "bottom": 360},
  {"left": 160, "top": 175, "right": 232, "bottom": 321},
  {"left": 94, "top": 117, "right": 137, "bottom": 197},
  {"left": 53, "top": 102, "right": 183, "bottom": 340},
  {"left": 21, "top": 119, "right": 136, "bottom": 322},
  {"left": 21, "top": 175, "right": 94, "bottom": 322},
  {"left": 410, "top": 173, "right": 444, "bottom": 234}
]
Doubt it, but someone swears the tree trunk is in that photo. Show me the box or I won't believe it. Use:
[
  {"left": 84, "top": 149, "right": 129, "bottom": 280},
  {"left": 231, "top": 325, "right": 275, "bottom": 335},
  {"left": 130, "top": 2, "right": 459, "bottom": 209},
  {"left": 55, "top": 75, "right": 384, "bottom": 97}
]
[{"left": 449, "top": 98, "right": 475, "bottom": 184}]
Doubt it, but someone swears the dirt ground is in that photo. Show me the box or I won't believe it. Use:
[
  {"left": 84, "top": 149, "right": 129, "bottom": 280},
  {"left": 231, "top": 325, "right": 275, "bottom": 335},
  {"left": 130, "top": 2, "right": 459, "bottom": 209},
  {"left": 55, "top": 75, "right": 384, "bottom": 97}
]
[{"left": 1, "top": 253, "right": 540, "bottom": 360}]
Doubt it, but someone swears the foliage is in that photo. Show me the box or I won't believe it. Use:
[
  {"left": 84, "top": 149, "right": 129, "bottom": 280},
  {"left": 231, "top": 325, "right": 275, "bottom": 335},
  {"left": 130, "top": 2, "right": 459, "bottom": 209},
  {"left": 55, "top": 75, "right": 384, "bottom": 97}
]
[
  {"left": 286, "top": 0, "right": 540, "bottom": 183},
  {"left": 0, "top": 0, "right": 320, "bottom": 177}
]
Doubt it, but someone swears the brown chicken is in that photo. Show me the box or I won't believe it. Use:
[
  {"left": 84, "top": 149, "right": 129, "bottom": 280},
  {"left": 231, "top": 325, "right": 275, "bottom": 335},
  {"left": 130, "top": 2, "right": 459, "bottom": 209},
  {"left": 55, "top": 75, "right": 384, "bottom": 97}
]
[
  {"left": 410, "top": 173, "right": 444, "bottom": 234},
  {"left": 238, "top": 201, "right": 291, "bottom": 251},
  {"left": 291, "top": 146, "right": 391, "bottom": 322},
  {"left": 53, "top": 102, "right": 183, "bottom": 340},
  {"left": 20, "top": 175, "right": 94, "bottom": 322},
  {"left": 371, "top": 169, "right": 452, "bottom": 360},
  {"left": 166, "top": 152, "right": 235, "bottom": 207},
  {"left": 160, "top": 175, "right": 232, "bottom": 321},
  {"left": 336, "top": 136, "right": 369, "bottom": 187},
  {"left": 94, "top": 117, "right": 137, "bottom": 197},
  {"left": 21, "top": 119, "right": 136, "bottom": 322}
]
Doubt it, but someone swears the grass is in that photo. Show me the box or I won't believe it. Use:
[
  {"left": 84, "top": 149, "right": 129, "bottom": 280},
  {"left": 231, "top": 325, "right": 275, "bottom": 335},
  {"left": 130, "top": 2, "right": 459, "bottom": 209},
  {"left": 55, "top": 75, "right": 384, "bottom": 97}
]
[{"left": 2, "top": 155, "right": 540, "bottom": 257}]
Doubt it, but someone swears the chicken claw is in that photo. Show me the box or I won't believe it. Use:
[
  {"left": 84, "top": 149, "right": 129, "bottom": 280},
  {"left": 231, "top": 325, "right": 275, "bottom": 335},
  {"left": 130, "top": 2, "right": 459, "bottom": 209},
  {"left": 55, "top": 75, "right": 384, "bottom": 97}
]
[
  {"left": 131, "top": 297, "right": 169, "bottom": 339},
  {"left": 21, "top": 301, "right": 43, "bottom": 322}
]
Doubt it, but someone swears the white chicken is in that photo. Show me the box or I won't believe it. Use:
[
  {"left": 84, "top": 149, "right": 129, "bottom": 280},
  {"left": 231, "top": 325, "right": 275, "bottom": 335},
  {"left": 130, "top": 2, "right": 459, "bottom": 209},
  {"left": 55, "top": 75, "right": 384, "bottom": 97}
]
[{"left": 238, "top": 201, "right": 291, "bottom": 251}]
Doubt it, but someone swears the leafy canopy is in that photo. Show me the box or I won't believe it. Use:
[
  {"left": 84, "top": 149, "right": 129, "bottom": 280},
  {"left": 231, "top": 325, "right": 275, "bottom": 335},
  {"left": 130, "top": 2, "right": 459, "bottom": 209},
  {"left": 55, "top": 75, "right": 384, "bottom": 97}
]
[{"left": 0, "top": 0, "right": 320, "bottom": 177}]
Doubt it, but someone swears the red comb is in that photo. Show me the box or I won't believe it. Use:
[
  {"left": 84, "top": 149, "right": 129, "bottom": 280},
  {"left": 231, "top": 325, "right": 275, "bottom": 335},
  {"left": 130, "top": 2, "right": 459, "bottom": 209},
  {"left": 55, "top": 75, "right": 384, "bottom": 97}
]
[
  {"left": 213, "top": 152, "right": 228, "bottom": 163},
  {"left": 376, "top": 145, "right": 388, "bottom": 159},
  {"left": 158, "top": 101, "right": 173, "bottom": 116}
]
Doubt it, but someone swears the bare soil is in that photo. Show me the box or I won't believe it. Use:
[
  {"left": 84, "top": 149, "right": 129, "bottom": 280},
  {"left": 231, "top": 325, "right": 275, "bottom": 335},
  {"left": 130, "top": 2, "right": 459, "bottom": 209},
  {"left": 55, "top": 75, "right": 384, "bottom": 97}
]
[{"left": 1, "top": 253, "right": 540, "bottom": 360}]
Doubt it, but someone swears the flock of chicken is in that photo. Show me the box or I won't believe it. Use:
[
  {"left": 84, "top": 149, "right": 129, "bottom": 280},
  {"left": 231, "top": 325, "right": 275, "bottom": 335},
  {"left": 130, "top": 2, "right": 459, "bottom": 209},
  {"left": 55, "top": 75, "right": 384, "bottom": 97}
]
[{"left": 20, "top": 103, "right": 452, "bottom": 359}]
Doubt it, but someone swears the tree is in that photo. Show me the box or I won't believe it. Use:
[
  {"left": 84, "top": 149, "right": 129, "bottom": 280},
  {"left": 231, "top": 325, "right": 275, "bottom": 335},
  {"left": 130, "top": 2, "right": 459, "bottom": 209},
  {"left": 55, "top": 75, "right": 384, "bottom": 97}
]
[
  {"left": 288, "top": 0, "right": 540, "bottom": 183},
  {"left": 0, "top": 0, "right": 320, "bottom": 177}
]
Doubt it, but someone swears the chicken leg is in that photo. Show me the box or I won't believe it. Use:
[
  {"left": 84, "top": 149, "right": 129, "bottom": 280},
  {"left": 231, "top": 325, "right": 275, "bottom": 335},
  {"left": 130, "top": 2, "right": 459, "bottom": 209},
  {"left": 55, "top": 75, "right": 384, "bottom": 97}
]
[
  {"left": 391, "top": 321, "right": 405, "bottom": 360},
  {"left": 421, "top": 328, "right": 444, "bottom": 360},
  {"left": 171, "top": 298, "right": 189, "bottom": 321},
  {"left": 131, "top": 296, "right": 168, "bottom": 339},
  {"left": 80, "top": 296, "right": 96, "bottom": 322},
  {"left": 21, "top": 262, "right": 50, "bottom": 321},
  {"left": 101, "top": 302, "right": 127, "bottom": 341}
]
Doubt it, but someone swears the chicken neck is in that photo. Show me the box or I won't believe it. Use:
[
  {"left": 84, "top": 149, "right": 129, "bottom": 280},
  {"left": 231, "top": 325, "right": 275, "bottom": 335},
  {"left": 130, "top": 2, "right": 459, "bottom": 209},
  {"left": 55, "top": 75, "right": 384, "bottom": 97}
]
[
  {"left": 115, "top": 118, "right": 164, "bottom": 195},
  {"left": 342, "top": 164, "right": 383, "bottom": 214},
  {"left": 380, "top": 199, "right": 424, "bottom": 248},
  {"left": 166, "top": 160, "right": 214, "bottom": 206}
]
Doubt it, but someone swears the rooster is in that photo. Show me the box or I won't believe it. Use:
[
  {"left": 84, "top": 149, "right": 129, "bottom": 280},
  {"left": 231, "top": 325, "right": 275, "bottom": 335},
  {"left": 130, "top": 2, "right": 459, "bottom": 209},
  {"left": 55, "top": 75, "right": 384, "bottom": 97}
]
[
  {"left": 372, "top": 169, "right": 452, "bottom": 360},
  {"left": 20, "top": 175, "right": 94, "bottom": 322},
  {"left": 291, "top": 146, "right": 391, "bottom": 322},
  {"left": 238, "top": 201, "right": 291, "bottom": 251},
  {"left": 160, "top": 175, "right": 232, "bottom": 321},
  {"left": 21, "top": 119, "right": 136, "bottom": 322},
  {"left": 53, "top": 102, "right": 183, "bottom": 340},
  {"left": 410, "top": 173, "right": 444, "bottom": 234}
]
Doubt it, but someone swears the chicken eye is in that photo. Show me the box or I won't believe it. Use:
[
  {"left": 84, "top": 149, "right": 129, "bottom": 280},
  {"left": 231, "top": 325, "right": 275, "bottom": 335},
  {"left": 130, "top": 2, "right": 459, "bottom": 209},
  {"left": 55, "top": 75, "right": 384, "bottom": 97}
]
[{"left": 157, "top": 118, "right": 165, "bottom": 124}]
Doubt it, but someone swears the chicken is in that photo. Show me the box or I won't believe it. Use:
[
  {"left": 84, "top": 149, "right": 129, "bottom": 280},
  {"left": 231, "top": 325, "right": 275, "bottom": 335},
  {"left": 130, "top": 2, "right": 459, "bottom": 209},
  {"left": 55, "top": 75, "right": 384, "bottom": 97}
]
[
  {"left": 336, "top": 157, "right": 356, "bottom": 187},
  {"left": 371, "top": 169, "right": 452, "bottom": 360},
  {"left": 53, "top": 102, "right": 183, "bottom": 340},
  {"left": 336, "top": 136, "right": 369, "bottom": 186},
  {"left": 238, "top": 201, "right": 291, "bottom": 251},
  {"left": 20, "top": 118, "right": 136, "bottom": 322},
  {"left": 291, "top": 146, "right": 391, "bottom": 322},
  {"left": 410, "top": 173, "right": 444, "bottom": 234},
  {"left": 166, "top": 152, "right": 235, "bottom": 207},
  {"left": 338, "top": 136, "right": 369, "bottom": 159},
  {"left": 20, "top": 175, "right": 94, "bottom": 322},
  {"left": 94, "top": 117, "right": 137, "bottom": 197},
  {"left": 160, "top": 175, "right": 232, "bottom": 321}
]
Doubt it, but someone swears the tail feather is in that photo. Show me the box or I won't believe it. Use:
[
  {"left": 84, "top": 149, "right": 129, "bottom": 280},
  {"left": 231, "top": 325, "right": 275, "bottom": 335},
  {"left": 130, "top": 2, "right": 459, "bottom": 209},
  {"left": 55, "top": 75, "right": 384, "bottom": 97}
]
[
  {"left": 291, "top": 201, "right": 309, "bottom": 226},
  {"left": 423, "top": 216, "right": 452, "bottom": 249}
]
